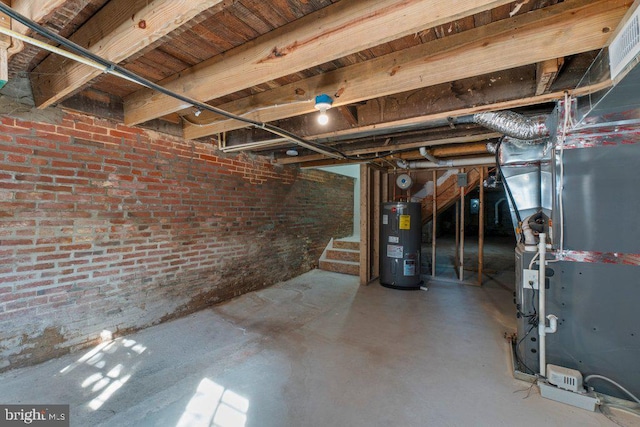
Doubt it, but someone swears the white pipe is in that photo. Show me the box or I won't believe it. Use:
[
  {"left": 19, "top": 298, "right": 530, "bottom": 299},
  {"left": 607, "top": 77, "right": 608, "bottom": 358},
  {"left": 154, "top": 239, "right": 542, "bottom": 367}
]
[
  {"left": 397, "top": 156, "right": 495, "bottom": 169},
  {"left": 538, "top": 233, "right": 547, "bottom": 377},
  {"left": 545, "top": 314, "right": 558, "bottom": 334},
  {"left": 494, "top": 198, "right": 506, "bottom": 225},
  {"left": 419, "top": 147, "right": 441, "bottom": 163}
]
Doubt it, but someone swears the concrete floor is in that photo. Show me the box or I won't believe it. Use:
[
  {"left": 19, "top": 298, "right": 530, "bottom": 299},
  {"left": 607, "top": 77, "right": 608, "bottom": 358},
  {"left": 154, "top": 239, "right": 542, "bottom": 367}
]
[{"left": 0, "top": 239, "right": 634, "bottom": 426}]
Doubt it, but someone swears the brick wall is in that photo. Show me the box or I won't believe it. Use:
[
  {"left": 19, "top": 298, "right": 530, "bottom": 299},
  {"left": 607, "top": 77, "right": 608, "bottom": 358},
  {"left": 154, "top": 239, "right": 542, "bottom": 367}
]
[{"left": 0, "top": 108, "right": 354, "bottom": 371}]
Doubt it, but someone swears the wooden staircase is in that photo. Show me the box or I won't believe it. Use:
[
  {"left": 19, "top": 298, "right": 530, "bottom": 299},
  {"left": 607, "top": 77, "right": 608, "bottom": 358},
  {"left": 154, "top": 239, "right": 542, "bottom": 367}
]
[
  {"left": 421, "top": 168, "right": 482, "bottom": 224},
  {"left": 318, "top": 238, "right": 360, "bottom": 276}
]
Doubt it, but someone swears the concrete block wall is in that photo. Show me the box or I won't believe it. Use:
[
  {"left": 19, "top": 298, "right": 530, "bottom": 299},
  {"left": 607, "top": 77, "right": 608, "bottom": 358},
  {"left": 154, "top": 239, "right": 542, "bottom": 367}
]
[{"left": 0, "top": 109, "right": 353, "bottom": 371}]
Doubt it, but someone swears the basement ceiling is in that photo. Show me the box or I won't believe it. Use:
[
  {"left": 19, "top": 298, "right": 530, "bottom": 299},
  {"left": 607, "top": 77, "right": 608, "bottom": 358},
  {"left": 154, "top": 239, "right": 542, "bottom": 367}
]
[{"left": 2, "top": 0, "right": 632, "bottom": 168}]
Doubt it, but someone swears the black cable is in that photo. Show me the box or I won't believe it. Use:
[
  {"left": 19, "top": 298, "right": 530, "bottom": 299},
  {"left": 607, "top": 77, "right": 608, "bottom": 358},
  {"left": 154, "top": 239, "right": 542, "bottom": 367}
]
[
  {"left": 0, "top": 3, "right": 353, "bottom": 159},
  {"left": 515, "top": 323, "right": 537, "bottom": 375}
]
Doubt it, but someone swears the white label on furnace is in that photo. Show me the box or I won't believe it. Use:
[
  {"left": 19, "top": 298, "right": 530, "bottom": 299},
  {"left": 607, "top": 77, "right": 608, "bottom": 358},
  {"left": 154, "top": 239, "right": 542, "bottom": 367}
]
[
  {"left": 388, "top": 236, "right": 399, "bottom": 243},
  {"left": 387, "top": 244, "right": 403, "bottom": 259},
  {"left": 382, "top": 214, "right": 388, "bottom": 225}
]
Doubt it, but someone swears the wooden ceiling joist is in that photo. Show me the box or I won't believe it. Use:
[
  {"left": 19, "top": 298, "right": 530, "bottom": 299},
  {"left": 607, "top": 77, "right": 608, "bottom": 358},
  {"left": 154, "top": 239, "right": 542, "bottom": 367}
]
[
  {"left": 535, "top": 58, "right": 565, "bottom": 95},
  {"left": 185, "top": 0, "right": 629, "bottom": 140},
  {"left": 30, "top": 0, "right": 228, "bottom": 109},
  {"left": 123, "top": 0, "right": 515, "bottom": 125},
  {"left": 7, "top": 0, "right": 68, "bottom": 57}
]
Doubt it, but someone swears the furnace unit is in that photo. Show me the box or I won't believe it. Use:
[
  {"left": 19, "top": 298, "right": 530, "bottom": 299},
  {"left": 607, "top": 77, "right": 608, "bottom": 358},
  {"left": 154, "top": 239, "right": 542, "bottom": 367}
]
[{"left": 380, "top": 202, "right": 422, "bottom": 289}]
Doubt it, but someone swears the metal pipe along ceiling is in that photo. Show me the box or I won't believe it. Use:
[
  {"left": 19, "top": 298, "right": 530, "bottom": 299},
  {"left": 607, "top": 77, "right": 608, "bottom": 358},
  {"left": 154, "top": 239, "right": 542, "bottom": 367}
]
[{"left": 397, "top": 156, "right": 495, "bottom": 169}]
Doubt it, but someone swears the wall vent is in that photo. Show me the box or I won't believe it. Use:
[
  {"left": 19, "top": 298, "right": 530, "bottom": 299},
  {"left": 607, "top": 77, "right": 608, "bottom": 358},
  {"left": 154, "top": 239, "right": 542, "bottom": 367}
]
[{"left": 609, "top": 8, "right": 640, "bottom": 80}]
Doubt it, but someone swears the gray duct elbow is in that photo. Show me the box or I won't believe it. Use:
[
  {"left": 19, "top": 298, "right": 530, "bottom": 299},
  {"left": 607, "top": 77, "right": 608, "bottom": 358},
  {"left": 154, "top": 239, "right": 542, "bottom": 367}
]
[{"left": 474, "top": 111, "right": 549, "bottom": 141}]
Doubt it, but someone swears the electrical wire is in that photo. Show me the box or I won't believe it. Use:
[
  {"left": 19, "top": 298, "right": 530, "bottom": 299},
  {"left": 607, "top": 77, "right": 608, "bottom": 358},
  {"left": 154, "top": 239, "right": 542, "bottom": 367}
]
[
  {"left": 584, "top": 375, "right": 640, "bottom": 404},
  {"left": 0, "top": 3, "right": 350, "bottom": 160},
  {"left": 528, "top": 251, "right": 540, "bottom": 270},
  {"left": 181, "top": 100, "right": 314, "bottom": 127},
  {"left": 514, "top": 283, "right": 539, "bottom": 376},
  {"left": 0, "top": 3, "right": 495, "bottom": 165},
  {"left": 515, "top": 323, "right": 537, "bottom": 375}
]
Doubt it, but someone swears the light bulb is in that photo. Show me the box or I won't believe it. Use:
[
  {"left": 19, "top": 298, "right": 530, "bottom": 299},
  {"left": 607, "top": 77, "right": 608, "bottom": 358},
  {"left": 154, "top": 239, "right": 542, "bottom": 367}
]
[{"left": 317, "top": 110, "right": 329, "bottom": 125}]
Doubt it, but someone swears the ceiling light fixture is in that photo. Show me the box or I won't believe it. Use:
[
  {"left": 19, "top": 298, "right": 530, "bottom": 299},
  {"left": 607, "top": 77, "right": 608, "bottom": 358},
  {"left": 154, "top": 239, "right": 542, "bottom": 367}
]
[
  {"left": 314, "top": 94, "right": 333, "bottom": 125},
  {"left": 286, "top": 149, "right": 299, "bottom": 156}
]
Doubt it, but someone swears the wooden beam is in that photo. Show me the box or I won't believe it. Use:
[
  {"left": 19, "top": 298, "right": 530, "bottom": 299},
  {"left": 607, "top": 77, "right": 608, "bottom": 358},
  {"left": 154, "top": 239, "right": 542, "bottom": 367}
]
[
  {"left": 124, "top": 0, "right": 515, "bottom": 125},
  {"left": 373, "top": 169, "right": 381, "bottom": 279},
  {"left": 184, "top": 0, "right": 629, "bottom": 139},
  {"left": 31, "top": 0, "right": 227, "bottom": 109},
  {"left": 359, "top": 164, "right": 370, "bottom": 286},
  {"left": 535, "top": 58, "right": 564, "bottom": 95},
  {"left": 432, "top": 170, "right": 437, "bottom": 278},
  {"left": 459, "top": 169, "right": 465, "bottom": 281},
  {"left": 0, "top": 0, "right": 8, "bottom": 90},
  {"left": 337, "top": 106, "right": 359, "bottom": 128},
  {"left": 478, "top": 167, "right": 485, "bottom": 285},
  {"left": 7, "top": 0, "right": 67, "bottom": 57},
  {"left": 0, "top": 47, "right": 7, "bottom": 90},
  {"left": 0, "top": 0, "right": 11, "bottom": 50}
]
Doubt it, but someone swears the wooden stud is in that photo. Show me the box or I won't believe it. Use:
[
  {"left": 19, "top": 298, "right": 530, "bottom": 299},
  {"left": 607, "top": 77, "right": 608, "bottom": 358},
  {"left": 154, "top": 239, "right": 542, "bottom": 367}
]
[
  {"left": 382, "top": 171, "right": 389, "bottom": 204},
  {"left": 432, "top": 170, "right": 437, "bottom": 278},
  {"left": 478, "top": 167, "right": 485, "bottom": 286},
  {"left": 359, "top": 164, "right": 370, "bottom": 286},
  {"left": 459, "top": 168, "right": 465, "bottom": 282},
  {"left": 455, "top": 197, "right": 460, "bottom": 277},
  {"left": 373, "top": 168, "right": 381, "bottom": 279},
  {"left": 0, "top": 47, "right": 7, "bottom": 89}
]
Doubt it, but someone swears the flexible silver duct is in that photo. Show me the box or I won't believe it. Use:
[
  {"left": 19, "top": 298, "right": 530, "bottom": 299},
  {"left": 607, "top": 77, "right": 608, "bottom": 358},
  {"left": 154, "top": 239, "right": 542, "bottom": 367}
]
[
  {"left": 474, "top": 111, "right": 549, "bottom": 141},
  {"left": 486, "top": 142, "right": 497, "bottom": 154}
]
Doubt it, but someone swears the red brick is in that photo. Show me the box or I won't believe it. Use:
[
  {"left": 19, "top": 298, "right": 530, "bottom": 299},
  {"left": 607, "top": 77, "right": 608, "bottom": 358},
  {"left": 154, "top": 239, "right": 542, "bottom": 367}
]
[
  {"left": 75, "top": 123, "right": 108, "bottom": 134},
  {"left": 18, "top": 138, "right": 57, "bottom": 150}
]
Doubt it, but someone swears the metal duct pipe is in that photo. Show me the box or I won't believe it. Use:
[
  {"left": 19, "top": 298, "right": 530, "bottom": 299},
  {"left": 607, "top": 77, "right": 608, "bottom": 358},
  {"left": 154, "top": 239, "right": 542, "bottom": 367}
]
[
  {"left": 397, "top": 156, "right": 495, "bottom": 169},
  {"left": 474, "top": 111, "right": 549, "bottom": 141},
  {"left": 486, "top": 142, "right": 497, "bottom": 154}
]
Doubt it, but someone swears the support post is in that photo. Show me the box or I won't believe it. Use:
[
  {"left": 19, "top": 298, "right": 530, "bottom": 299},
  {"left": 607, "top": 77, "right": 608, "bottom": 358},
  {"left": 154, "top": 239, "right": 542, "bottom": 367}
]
[
  {"left": 359, "top": 165, "right": 370, "bottom": 285},
  {"left": 478, "top": 167, "right": 485, "bottom": 285},
  {"left": 459, "top": 168, "right": 465, "bottom": 281},
  {"left": 432, "top": 170, "right": 437, "bottom": 277},
  {"left": 455, "top": 198, "right": 460, "bottom": 276},
  {"left": 373, "top": 169, "right": 381, "bottom": 279}
]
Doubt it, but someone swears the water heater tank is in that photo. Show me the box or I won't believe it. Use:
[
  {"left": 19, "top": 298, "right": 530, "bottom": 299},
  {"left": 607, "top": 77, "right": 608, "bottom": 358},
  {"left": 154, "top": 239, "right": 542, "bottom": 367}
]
[{"left": 380, "top": 202, "right": 422, "bottom": 289}]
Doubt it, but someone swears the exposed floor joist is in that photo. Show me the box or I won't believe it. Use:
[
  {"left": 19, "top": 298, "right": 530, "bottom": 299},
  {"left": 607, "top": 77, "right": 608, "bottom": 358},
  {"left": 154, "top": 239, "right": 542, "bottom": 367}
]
[
  {"left": 6, "top": 0, "right": 67, "bottom": 57},
  {"left": 185, "top": 0, "right": 628, "bottom": 140},
  {"left": 30, "top": 0, "right": 229, "bottom": 108},
  {"left": 122, "top": 0, "right": 515, "bottom": 125}
]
